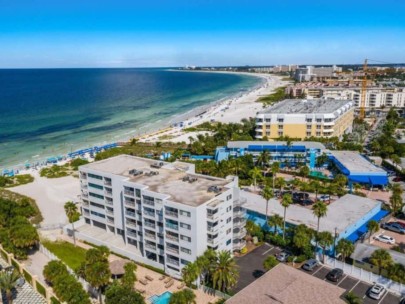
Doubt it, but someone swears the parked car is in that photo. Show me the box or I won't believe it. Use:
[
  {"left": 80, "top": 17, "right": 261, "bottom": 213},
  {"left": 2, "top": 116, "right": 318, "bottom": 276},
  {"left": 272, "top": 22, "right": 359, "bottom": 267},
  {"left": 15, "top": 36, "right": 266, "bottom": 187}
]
[
  {"left": 300, "top": 199, "right": 314, "bottom": 206},
  {"left": 276, "top": 251, "right": 290, "bottom": 262},
  {"left": 326, "top": 268, "right": 344, "bottom": 282},
  {"left": 319, "top": 195, "right": 330, "bottom": 202},
  {"left": 395, "top": 221, "right": 405, "bottom": 229},
  {"left": 393, "top": 176, "right": 403, "bottom": 182},
  {"left": 374, "top": 234, "right": 396, "bottom": 244},
  {"left": 302, "top": 259, "right": 319, "bottom": 271},
  {"left": 382, "top": 222, "right": 405, "bottom": 234},
  {"left": 368, "top": 284, "right": 386, "bottom": 300}
]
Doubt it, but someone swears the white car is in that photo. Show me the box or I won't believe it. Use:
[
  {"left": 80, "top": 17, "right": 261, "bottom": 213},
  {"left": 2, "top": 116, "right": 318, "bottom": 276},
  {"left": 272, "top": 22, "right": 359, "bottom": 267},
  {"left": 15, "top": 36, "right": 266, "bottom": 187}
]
[
  {"left": 368, "top": 284, "right": 386, "bottom": 300},
  {"left": 374, "top": 234, "right": 395, "bottom": 244}
]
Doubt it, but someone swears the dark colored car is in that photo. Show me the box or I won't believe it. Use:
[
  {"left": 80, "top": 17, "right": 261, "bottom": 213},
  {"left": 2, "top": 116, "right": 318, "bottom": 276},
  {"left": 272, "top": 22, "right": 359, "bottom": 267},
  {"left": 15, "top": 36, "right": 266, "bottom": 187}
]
[
  {"left": 393, "top": 176, "right": 403, "bottom": 182},
  {"left": 326, "top": 268, "right": 344, "bottom": 282},
  {"left": 382, "top": 222, "right": 405, "bottom": 234},
  {"left": 300, "top": 199, "right": 314, "bottom": 206}
]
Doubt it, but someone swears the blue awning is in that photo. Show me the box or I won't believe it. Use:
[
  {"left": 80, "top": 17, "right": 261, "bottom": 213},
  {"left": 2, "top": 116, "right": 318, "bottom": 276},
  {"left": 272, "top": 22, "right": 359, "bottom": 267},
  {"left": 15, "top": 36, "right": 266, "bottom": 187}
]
[{"left": 346, "top": 209, "right": 390, "bottom": 243}]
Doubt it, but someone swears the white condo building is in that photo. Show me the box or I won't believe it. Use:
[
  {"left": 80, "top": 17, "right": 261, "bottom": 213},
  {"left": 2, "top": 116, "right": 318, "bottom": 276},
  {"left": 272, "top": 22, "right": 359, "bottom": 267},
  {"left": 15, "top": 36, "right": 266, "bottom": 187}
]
[{"left": 72, "top": 155, "right": 246, "bottom": 278}]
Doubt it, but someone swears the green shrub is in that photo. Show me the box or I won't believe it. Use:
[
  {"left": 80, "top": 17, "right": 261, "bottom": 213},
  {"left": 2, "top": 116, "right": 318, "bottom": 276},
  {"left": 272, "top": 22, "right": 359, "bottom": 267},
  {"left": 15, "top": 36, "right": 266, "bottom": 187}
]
[
  {"left": 51, "top": 297, "right": 61, "bottom": 304},
  {"left": 36, "top": 281, "right": 47, "bottom": 297},
  {"left": 295, "top": 255, "right": 308, "bottom": 263},
  {"left": 23, "top": 269, "right": 32, "bottom": 284}
]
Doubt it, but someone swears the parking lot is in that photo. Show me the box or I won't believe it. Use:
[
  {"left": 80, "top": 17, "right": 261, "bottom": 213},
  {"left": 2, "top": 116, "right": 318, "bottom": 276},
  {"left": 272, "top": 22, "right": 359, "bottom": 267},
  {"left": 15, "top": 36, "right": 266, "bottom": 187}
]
[
  {"left": 371, "top": 222, "right": 405, "bottom": 251},
  {"left": 233, "top": 243, "right": 281, "bottom": 292},
  {"left": 299, "top": 264, "right": 401, "bottom": 304},
  {"left": 235, "top": 243, "right": 401, "bottom": 303}
]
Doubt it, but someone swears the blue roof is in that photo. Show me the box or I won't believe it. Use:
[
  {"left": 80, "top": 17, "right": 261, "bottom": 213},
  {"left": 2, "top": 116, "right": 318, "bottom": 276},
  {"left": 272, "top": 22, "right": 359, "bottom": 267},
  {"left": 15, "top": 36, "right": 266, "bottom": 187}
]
[{"left": 346, "top": 209, "right": 390, "bottom": 243}]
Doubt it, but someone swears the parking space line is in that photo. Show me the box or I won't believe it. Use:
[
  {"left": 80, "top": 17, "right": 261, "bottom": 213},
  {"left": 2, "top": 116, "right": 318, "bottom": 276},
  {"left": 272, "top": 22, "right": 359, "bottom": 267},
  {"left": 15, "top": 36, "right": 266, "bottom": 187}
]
[
  {"left": 261, "top": 246, "right": 274, "bottom": 255},
  {"left": 337, "top": 274, "right": 348, "bottom": 286},
  {"left": 349, "top": 280, "right": 360, "bottom": 292},
  {"left": 377, "top": 291, "right": 388, "bottom": 304},
  {"left": 311, "top": 266, "right": 323, "bottom": 276}
]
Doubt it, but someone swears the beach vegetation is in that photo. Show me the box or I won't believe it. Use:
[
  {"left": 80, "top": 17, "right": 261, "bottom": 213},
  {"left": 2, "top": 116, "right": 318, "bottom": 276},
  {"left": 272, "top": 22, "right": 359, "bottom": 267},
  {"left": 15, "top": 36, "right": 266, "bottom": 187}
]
[
  {"left": 42, "top": 240, "right": 87, "bottom": 270},
  {"left": 0, "top": 174, "right": 34, "bottom": 188},
  {"left": 43, "top": 260, "right": 91, "bottom": 304},
  {"left": 69, "top": 158, "right": 89, "bottom": 170},
  {"left": 0, "top": 269, "right": 21, "bottom": 304},
  {"left": 105, "top": 281, "right": 145, "bottom": 304},
  {"left": 40, "top": 165, "right": 70, "bottom": 178},
  {"left": 0, "top": 189, "right": 42, "bottom": 224},
  {"left": 257, "top": 87, "right": 287, "bottom": 105}
]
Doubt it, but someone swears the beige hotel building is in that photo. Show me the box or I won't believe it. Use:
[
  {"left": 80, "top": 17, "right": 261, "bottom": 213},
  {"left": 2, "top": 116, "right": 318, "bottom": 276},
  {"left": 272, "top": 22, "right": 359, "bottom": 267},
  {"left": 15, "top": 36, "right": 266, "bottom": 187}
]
[{"left": 255, "top": 99, "right": 355, "bottom": 140}]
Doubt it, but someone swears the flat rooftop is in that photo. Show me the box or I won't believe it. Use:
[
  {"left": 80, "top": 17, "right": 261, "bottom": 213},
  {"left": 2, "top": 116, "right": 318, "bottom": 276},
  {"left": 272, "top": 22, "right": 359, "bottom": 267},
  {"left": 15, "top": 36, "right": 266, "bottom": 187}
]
[
  {"left": 329, "top": 151, "right": 387, "bottom": 174},
  {"left": 81, "top": 155, "right": 230, "bottom": 207},
  {"left": 259, "top": 99, "right": 352, "bottom": 114},
  {"left": 242, "top": 192, "right": 380, "bottom": 235},
  {"left": 227, "top": 141, "right": 326, "bottom": 150},
  {"left": 226, "top": 263, "right": 345, "bottom": 304}
]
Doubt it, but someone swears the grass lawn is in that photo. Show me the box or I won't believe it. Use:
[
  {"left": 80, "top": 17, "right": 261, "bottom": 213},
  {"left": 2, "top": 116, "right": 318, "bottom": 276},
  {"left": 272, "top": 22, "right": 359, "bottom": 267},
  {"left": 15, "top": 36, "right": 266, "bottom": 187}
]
[{"left": 42, "top": 241, "right": 87, "bottom": 270}]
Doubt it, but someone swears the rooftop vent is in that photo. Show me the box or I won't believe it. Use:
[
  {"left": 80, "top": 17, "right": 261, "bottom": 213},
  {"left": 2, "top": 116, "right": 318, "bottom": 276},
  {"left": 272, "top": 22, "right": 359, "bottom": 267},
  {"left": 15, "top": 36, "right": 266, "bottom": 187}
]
[
  {"left": 150, "top": 162, "right": 164, "bottom": 169},
  {"left": 145, "top": 171, "right": 159, "bottom": 176},
  {"left": 208, "top": 185, "right": 221, "bottom": 193},
  {"left": 182, "top": 175, "right": 198, "bottom": 183},
  {"left": 129, "top": 169, "right": 143, "bottom": 176}
]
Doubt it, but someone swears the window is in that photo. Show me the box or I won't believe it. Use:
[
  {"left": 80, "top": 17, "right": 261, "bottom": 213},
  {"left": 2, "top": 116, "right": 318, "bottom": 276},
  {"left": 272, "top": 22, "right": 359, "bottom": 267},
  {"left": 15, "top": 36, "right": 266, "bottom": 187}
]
[
  {"left": 89, "top": 192, "right": 104, "bottom": 200},
  {"left": 306, "top": 118, "right": 312, "bottom": 123},
  {"left": 265, "top": 118, "right": 271, "bottom": 122},
  {"left": 266, "top": 131, "right": 271, "bottom": 136},
  {"left": 226, "top": 217, "right": 232, "bottom": 224},
  {"left": 306, "top": 132, "right": 311, "bottom": 137},
  {"left": 88, "top": 173, "right": 102, "bottom": 180},
  {"left": 278, "top": 131, "right": 283, "bottom": 136},
  {"left": 316, "top": 132, "right": 321, "bottom": 136},
  {"left": 90, "top": 211, "right": 105, "bottom": 218},
  {"left": 226, "top": 194, "right": 232, "bottom": 201},
  {"left": 88, "top": 183, "right": 103, "bottom": 190},
  {"left": 316, "top": 119, "right": 322, "bottom": 123},
  {"left": 306, "top": 125, "right": 312, "bottom": 130},
  {"left": 226, "top": 228, "right": 231, "bottom": 234},
  {"left": 181, "top": 259, "right": 190, "bottom": 265},
  {"left": 226, "top": 206, "right": 232, "bottom": 212},
  {"left": 179, "top": 210, "right": 191, "bottom": 217},
  {"left": 180, "top": 247, "right": 191, "bottom": 255},
  {"left": 278, "top": 125, "right": 283, "bottom": 129},
  {"left": 226, "top": 239, "right": 231, "bottom": 245},
  {"left": 277, "top": 118, "right": 284, "bottom": 123},
  {"left": 180, "top": 235, "right": 191, "bottom": 242},
  {"left": 316, "top": 125, "right": 321, "bottom": 130},
  {"left": 180, "top": 222, "right": 191, "bottom": 230}
]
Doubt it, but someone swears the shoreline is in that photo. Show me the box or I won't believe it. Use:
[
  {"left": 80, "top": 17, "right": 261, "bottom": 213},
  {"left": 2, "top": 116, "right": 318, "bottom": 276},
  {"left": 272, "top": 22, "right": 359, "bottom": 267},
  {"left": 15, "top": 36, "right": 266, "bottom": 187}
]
[{"left": 1, "top": 71, "right": 289, "bottom": 173}]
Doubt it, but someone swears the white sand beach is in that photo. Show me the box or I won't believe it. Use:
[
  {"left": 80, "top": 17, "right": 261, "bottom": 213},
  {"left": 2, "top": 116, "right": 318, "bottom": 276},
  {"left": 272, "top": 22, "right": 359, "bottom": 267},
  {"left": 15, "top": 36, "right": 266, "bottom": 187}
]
[{"left": 138, "top": 72, "right": 290, "bottom": 144}]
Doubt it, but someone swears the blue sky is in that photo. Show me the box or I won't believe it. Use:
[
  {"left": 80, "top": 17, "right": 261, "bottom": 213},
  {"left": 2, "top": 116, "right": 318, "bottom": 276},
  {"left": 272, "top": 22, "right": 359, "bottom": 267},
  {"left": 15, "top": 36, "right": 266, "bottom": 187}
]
[{"left": 0, "top": 0, "right": 404, "bottom": 68}]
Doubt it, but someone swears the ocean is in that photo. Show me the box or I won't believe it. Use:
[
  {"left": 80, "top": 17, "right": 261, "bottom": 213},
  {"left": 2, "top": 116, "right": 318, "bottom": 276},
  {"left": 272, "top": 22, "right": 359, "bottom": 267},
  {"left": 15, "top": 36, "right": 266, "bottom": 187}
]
[{"left": 0, "top": 68, "right": 261, "bottom": 168}]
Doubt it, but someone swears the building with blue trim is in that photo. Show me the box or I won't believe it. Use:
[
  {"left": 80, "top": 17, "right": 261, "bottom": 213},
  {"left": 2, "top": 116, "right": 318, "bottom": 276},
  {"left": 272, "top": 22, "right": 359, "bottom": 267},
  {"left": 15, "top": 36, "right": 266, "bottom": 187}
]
[
  {"left": 328, "top": 151, "right": 389, "bottom": 187},
  {"left": 215, "top": 141, "right": 325, "bottom": 169}
]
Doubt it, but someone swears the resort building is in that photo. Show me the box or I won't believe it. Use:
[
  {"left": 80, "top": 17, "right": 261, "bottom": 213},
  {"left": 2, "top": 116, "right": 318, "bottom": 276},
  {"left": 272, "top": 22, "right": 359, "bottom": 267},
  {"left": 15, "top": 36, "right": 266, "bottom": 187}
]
[
  {"left": 243, "top": 193, "right": 388, "bottom": 246},
  {"left": 215, "top": 141, "right": 325, "bottom": 169},
  {"left": 71, "top": 155, "right": 246, "bottom": 278},
  {"left": 328, "top": 151, "right": 389, "bottom": 187},
  {"left": 255, "top": 99, "right": 355, "bottom": 140}
]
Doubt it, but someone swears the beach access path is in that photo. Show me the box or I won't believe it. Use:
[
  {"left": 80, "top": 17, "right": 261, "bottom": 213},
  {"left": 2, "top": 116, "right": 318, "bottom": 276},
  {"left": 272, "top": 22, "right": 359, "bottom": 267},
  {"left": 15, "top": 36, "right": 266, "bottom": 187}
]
[
  {"left": 138, "top": 73, "right": 291, "bottom": 144},
  {"left": 10, "top": 170, "right": 80, "bottom": 227}
]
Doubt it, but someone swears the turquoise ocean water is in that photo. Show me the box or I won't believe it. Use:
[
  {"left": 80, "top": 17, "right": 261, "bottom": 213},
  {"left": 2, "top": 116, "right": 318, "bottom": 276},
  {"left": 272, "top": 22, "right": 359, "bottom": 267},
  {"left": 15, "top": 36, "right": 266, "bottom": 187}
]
[{"left": 0, "top": 68, "right": 261, "bottom": 168}]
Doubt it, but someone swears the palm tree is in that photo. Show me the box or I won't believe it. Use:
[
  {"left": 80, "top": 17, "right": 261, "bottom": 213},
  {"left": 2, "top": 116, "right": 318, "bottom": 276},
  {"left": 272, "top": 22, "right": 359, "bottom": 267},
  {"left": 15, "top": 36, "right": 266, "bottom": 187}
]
[
  {"left": 309, "top": 180, "right": 322, "bottom": 200},
  {"left": 211, "top": 251, "right": 239, "bottom": 293},
  {"left": 64, "top": 201, "right": 80, "bottom": 246},
  {"left": 280, "top": 193, "right": 292, "bottom": 240},
  {"left": 195, "top": 249, "right": 216, "bottom": 285},
  {"left": 367, "top": 220, "right": 379, "bottom": 243},
  {"left": 299, "top": 165, "right": 310, "bottom": 180},
  {"left": 181, "top": 262, "right": 199, "bottom": 287},
  {"left": 249, "top": 167, "right": 262, "bottom": 191},
  {"left": 256, "top": 151, "right": 270, "bottom": 168},
  {"left": 390, "top": 183, "right": 404, "bottom": 214},
  {"left": 370, "top": 249, "right": 393, "bottom": 275},
  {"left": 317, "top": 231, "right": 333, "bottom": 263},
  {"left": 0, "top": 270, "right": 20, "bottom": 304},
  {"left": 268, "top": 214, "right": 283, "bottom": 235},
  {"left": 261, "top": 186, "right": 273, "bottom": 224},
  {"left": 270, "top": 162, "right": 280, "bottom": 193},
  {"left": 274, "top": 177, "right": 286, "bottom": 195},
  {"left": 312, "top": 201, "right": 328, "bottom": 254},
  {"left": 169, "top": 288, "right": 196, "bottom": 304},
  {"left": 335, "top": 239, "right": 355, "bottom": 262}
]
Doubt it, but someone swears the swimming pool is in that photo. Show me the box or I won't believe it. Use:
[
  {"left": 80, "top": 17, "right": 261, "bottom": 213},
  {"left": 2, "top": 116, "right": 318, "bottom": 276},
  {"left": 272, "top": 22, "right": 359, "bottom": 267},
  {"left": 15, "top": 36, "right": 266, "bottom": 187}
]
[{"left": 149, "top": 291, "right": 172, "bottom": 304}]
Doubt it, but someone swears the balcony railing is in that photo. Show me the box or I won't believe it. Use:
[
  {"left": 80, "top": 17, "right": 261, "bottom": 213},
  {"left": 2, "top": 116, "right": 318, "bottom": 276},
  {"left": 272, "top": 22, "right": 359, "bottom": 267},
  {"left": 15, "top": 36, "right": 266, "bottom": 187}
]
[
  {"left": 166, "top": 234, "right": 179, "bottom": 242},
  {"left": 107, "top": 218, "right": 114, "bottom": 224},
  {"left": 166, "top": 247, "right": 179, "bottom": 254},
  {"left": 104, "top": 180, "right": 112, "bottom": 186},
  {"left": 207, "top": 226, "right": 219, "bottom": 233},
  {"left": 144, "top": 222, "right": 156, "bottom": 229},
  {"left": 143, "top": 199, "right": 154, "bottom": 206},
  {"left": 144, "top": 233, "right": 156, "bottom": 240},
  {"left": 143, "top": 210, "right": 155, "bottom": 217},
  {"left": 233, "top": 240, "right": 246, "bottom": 250},
  {"left": 166, "top": 258, "right": 179, "bottom": 266},
  {"left": 165, "top": 211, "right": 178, "bottom": 218},
  {"left": 105, "top": 199, "right": 113, "bottom": 205},
  {"left": 127, "top": 231, "right": 137, "bottom": 238},
  {"left": 125, "top": 211, "right": 136, "bottom": 218},
  {"left": 145, "top": 243, "right": 156, "bottom": 251},
  {"left": 207, "top": 238, "right": 218, "bottom": 246},
  {"left": 207, "top": 213, "right": 219, "bottom": 221},
  {"left": 126, "top": 221, "right": 136, "bottom": 228},
  {"left": 233, "top": 228, "right": 247, "bottom": 238},
  {"left": 125, "top": 200, "right": 135, "bottom": 207},
  {"left": 106, "top": 209, "right": 114, "bottom": 215},
  {"left": 233, "top": 197, "right": 247, "bottom": 207},
  {"left": 233, "top": 218, "right": 247, "bottom": 227},
  {"left": 233, "top": 209, "right": 245, "bottom": 217},
  {"left": 104, "top": 190, "right": 113, "bottom": 197},
  {"left": 165, "top": 223, "right": 179, "bottom": 231},
  {"left": 124, "top": 190, "right": 134, "bottom": 196}
]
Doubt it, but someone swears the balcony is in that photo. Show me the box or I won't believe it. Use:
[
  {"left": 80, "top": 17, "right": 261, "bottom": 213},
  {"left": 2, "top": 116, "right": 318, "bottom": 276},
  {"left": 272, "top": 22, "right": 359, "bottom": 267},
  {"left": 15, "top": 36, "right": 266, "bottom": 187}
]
[
  {"left": 143, "top": 199, "right": 155, "bottom": 207},
  {"left": 207, "top": 226, "right": 219, "bottom": 233},
  {"left": 233, "top": 240, "right": 246, "bottom": 250},
  {"left": 145, "top": 243, "right": 156, "bottom": 251},
  {"left": 124, "top": 200, "right": 135, "bottom": 207},
  {"left": 105, "top": 199, "right": 113, "bottom": 206},
  {"left": 166, "top": 247, "right": 179, "bottom": 255},
  {"left": 207, "top": 212, "right": 219, "bottom": 221},
  {"left": 166, "top": 234, "right": 179, "bottom": 242},
  {"left": 207, "top": 238, "right": 219, "bottom": 246},
  {"left": 107, "top": 218, "right": 114, "bottom": 224},
  {"left": 124, "top": 190, "right": 134, "bottom": 196},
  {"left": 104, "top": 190, "right": 113, "bottom": 197},
  {"left": 106, "top": 209, "right": 114, "bottom": 215},
  {"left": 233, "top": 209, "right": 245, "bottom": 217},
  {"left": 143, "top": 210, "right": 156, "bottom": 217},
  {"left": 104, "top": 180, "right": 112, "bottom": 186},
  {"left": 144, "top": 233, "right": 156, "bottom": 240},
  {"left": 144, "top": 222, "right": 156, "bottom": 229},
  {"left": 233, "top": 228, "right": 247, "bottom": 238},
  {"left": 165, "top": 223, "right": 179, "bottom": 231},
  {"left": 166, "top": 258, "right": 179, "bottom": 266},
  {"left": 82, "top": 201, "right": 89, "bottom": 206},
  {"left": 233, "top": 218, "right": 247, "bottom": 227},
  {"left": 165, "top": 210, "right": 178, "bottom": 218},
  {"left": 233, "top": 197, "right": 247, "bottom": 207},
  {"left": 125, "top": 211, "right": 136, "bottom": 218},
  {"left": 127, "top": 231, "right": 137, "bottom": 238},
  {"left": 126, "top": 220, "right": 137, "bottom": 228}
]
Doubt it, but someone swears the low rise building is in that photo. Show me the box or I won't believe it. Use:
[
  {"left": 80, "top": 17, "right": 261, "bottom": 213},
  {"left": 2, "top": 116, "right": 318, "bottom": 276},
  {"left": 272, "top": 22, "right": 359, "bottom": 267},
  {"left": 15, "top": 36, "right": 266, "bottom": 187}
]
[
  {"left": 255, "top": 99, "right": 354, "bottom": 139},
  {"left": 226, "top": 263, "right": 345, "bottom": 304},
  {"left": 215, "top": 141, "right": 325, "bottom": 168},
  {"left": 294, "top": 65, "right": 342, "bottom": 82},
  {"left": 328, "top": 151, "right": 389, "bottom": 187},
  {"left": 72, "top": 155, "right": 246, "bottom": 278}
]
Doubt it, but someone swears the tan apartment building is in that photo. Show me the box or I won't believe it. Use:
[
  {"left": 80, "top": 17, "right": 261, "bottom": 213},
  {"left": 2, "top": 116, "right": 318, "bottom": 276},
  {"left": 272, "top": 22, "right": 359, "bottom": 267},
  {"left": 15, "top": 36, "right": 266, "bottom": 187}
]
[{"left": 255, "top": 99, "right": 354, "bottom": 139}]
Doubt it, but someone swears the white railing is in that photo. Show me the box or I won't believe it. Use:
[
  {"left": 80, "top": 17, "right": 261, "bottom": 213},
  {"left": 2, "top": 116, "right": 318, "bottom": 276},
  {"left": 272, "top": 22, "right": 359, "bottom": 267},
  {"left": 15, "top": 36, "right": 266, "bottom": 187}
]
[{"left": 324, "top": 256, "right": 405, "bottom": 296}]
